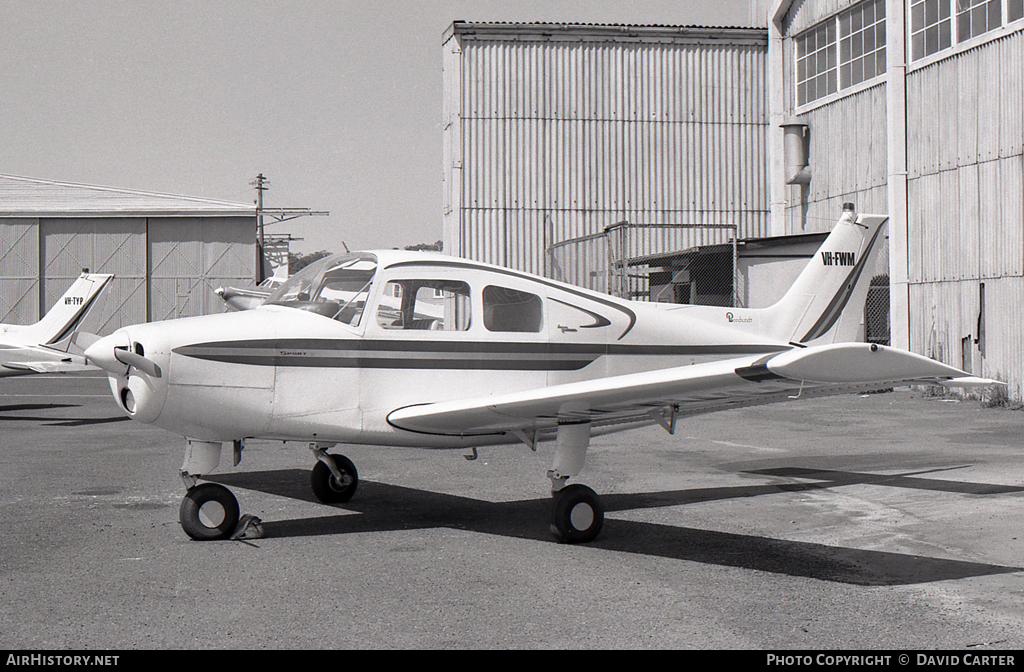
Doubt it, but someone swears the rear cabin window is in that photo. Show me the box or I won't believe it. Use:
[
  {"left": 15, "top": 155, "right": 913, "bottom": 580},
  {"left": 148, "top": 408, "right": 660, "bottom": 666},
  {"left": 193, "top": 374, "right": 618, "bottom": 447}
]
[
  {"left": 376, "top": 280, "right": 471, "bottom": 331},
  {"left": 483, "top": 286, "right": 543, "bottom": 333}
]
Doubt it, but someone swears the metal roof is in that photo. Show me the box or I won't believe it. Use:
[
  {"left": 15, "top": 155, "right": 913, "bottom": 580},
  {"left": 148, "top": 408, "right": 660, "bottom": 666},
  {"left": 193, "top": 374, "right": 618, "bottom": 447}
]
[
  {"left": 0, "top": 174, "right": 254, "bottom": 218},
  {"left": 444, "top": 21, "right": 767, "bottom": 44}
]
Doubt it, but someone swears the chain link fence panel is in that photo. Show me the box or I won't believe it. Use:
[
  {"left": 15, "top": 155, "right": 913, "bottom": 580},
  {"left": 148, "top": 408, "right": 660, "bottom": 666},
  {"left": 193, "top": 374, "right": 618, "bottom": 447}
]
[{"left": 547, "top": 222, "right": 740, "bottom": 307}]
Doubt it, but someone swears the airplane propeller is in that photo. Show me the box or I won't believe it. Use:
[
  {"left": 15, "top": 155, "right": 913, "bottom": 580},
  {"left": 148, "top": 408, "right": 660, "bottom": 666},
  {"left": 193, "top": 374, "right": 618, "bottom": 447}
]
[
  {"left": 84, "top": 335, "right": 161, "bottom": 378},
  {"left": 114, "top": 346, "right": 162, "bottom": 378}
]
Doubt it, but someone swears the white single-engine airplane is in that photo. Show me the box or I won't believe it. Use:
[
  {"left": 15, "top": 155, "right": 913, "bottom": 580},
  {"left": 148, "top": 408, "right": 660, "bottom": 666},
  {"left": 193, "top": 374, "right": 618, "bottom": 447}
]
[
  {"left": 1, "top": 272, "right": 113, "bottom": 378},
  {"left": 83, "top": 207, "right": 997, "bottom": 542},
  {"left": 213, "top": 267, "right": 288, "bottom": 312}
]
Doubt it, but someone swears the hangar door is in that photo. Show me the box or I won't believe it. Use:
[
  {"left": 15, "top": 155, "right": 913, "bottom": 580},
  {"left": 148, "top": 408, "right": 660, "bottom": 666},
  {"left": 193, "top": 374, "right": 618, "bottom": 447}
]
[
  {"left": 0, "top": 219, "right": 40, "bottom": 325},
  {"left": 149, "top": 217, "right": 255, "bottom": 321},
  {"left": 41, "top": 218, "right": 147, "bottom": 334}
]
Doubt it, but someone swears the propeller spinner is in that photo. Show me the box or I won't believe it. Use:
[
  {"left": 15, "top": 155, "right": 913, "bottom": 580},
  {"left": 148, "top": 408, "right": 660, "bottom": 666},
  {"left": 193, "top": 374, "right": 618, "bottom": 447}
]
[{"left": 85, "top": 334, "right": 162, "bottom": 378}]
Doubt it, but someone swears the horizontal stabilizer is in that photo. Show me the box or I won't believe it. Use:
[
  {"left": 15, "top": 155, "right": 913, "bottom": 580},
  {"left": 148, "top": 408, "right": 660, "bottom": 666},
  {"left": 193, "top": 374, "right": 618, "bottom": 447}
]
[
  {"left": 937, "top": 376, "right": 1005, "bottom": 387},
  {"left": 763, "top": 343, "right": 979, "bottom": 384},
  {"left": 72, "top": 331, "right": 102, "bottom": 352}
]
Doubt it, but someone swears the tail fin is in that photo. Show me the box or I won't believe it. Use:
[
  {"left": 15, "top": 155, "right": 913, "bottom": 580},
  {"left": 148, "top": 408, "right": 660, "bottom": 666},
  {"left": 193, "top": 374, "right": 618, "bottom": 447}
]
[
  {"left": 760, "top": 208, "right": 888, "bottom": 345},
  {"left": 5, "top": 273, "right": 114, "bottom": 348}
]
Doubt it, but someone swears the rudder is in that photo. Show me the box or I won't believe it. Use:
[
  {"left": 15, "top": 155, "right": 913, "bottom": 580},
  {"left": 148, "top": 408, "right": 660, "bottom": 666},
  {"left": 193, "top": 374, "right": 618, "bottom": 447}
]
[{"left": 760, "top": 206, "right": 888, "bottom": 346}]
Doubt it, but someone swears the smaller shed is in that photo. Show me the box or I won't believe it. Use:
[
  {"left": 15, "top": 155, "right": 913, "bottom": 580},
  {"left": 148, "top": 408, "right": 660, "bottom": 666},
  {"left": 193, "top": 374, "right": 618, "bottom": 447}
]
[
  {"left": 0, "top": 175, "right": 256, "bottom": 335},
  {"left": 736, "top": 232, "right": 828, "bottom": 308}
]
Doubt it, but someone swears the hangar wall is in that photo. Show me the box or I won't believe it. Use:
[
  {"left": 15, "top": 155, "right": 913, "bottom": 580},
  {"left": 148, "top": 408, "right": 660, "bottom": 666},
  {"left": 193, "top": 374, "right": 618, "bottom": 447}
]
[
  {"left": 442, "top": 22, "right": 770, "bottom": 277},
  {"left": 0, "top": 176, "right": 256, "bottom": 335},
  {"left": 772, "top": 0, "right": 1024, "bottom": 400}
]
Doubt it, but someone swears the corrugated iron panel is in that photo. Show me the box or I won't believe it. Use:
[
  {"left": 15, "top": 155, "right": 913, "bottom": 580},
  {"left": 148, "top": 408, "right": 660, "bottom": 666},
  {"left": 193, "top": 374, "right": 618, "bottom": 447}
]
[
  {"left": 984, "top": 276, "right": 1024, "bottom": 400},
  {"left": 957, "top": 164, "right": 980, "bottom": 281},
  {"left": 446, "top": 29, "right": 768, "bottom": 275},
  {"left": 911, "top": 275, "right": 1023, "bottom": 392},
  {"left": 784, "top": 84, "right": 887, "bottom": 235},
  {"left": 0, "top": 218, "right": 39, "bottom": 324},
  {"left": 999, "top": 155, "right": 1024, "bottom": 277},
  {"left": 957, "top": 55, "right": 979, "bottom": 167},
  {"left": 978, "top": 159, "right": 1001, "bottom": 279},
  {"left": 999, "top": 32, "right": 1024, "bottom": 158}
]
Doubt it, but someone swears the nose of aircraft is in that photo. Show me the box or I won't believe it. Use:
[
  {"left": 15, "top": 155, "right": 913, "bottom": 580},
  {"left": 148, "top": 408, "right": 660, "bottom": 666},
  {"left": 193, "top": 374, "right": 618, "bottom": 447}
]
[
  {"left": 84, "top": 331, "right": 131, "bottom": 376},
  {"left": 84, "top": 330, "right": 163, "bottom": 378}
]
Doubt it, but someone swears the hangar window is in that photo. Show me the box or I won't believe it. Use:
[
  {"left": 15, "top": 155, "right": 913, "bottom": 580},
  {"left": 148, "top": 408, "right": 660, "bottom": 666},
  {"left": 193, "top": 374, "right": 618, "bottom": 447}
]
[
  {"left": 796, "top": 0, "right": 886, "bottom": 106},
  {"left": 911, "top": 0, "right": 1021, "bottom": 61},
  {"left": 482, "top": 286, "right": 543, "bottom": 333},
  {"left": 796, "top": 21, "right": 837, "bottom": 105},
  {"left": 911, "top": 0, "right": 954, "bottom": 59},
  {"left": 956, "top": 0, "right": 1002, "bottom": 40},
  {"left": 839, "top": 0, "right": 887, "bottom": 88},
  {"left": 376, "top": 280, "right": 471, "bottom": 331}
]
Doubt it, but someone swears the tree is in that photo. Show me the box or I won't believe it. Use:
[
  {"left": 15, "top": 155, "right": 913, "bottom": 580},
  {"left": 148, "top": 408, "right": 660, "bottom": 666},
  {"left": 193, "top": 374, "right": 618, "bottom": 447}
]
[
  {"left": 288, "top": 250, "right": 332, "bottom": 273},
  {"left": 403, "top": 240, "right": 443, "bottom": 252}
]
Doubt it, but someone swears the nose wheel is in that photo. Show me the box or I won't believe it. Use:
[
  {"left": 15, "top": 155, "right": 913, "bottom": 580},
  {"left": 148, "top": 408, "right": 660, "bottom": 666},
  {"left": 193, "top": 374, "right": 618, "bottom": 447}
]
[
  {"left": 550, "top": 484, "right": 604, "bottom": 544},
  {"left": 311, "top": 452, "right": 359, "bottom": 504},
  {"left": 179, "top": 483, "right": 240, "bottom": 541}
]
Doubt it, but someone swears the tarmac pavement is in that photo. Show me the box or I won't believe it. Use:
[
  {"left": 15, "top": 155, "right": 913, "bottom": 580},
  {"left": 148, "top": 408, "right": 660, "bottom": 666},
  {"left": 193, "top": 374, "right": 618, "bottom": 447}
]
[{"left": 1, "top": 373, "right": 1022, "bottom": 649}]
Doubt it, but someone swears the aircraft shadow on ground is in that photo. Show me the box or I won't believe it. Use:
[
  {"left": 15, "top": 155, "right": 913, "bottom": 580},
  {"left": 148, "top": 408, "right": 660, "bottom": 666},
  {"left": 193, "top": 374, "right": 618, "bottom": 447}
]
[
  {"left": 210, "top": 466, "right": 1024, "bottom": 587},
  {"left": 0, "top": 403, "right": 128, "bottom": 426}
]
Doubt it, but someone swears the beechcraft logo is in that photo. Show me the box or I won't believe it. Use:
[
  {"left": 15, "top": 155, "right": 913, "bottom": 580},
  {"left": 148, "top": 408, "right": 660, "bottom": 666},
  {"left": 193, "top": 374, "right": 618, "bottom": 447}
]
[{"left": 821, "top": 251, "right": 856, "bottom": 266}]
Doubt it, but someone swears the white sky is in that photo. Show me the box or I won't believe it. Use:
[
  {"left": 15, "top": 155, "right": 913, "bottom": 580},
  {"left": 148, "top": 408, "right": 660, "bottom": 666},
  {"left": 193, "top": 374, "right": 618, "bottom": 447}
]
[{"left": 1, "top": 0, "right": 757, "bottom": 254}]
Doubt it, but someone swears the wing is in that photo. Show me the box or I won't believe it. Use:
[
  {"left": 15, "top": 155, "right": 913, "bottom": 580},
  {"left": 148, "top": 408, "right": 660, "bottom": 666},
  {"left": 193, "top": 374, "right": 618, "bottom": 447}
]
[
  {"left": 386, "top": 343, "right": 999, "bottom": 438},
  {"left": 0, "top": 344, "right": 95, "bottom": 378},
  {"left": 1, "top": 360, "right": 94, "bottom": 374}
]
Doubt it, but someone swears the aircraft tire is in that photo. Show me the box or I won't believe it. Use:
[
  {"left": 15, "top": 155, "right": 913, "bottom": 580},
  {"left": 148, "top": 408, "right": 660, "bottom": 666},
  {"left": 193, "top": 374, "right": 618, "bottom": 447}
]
[
  {"left": 311, "top": 453, "right": 359, "bottom": 504},
  {"left": 550, "top": 484, "right": 604, "bottom": 544},
  {"left": 179, "top": 483, "right": 240, "bottom": 541}
]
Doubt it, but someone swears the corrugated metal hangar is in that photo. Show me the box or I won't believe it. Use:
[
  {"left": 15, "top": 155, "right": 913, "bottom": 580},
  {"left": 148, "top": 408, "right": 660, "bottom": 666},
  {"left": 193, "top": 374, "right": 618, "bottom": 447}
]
[
  {"left": 442, "top": 7, "right": 1024, "bottom": 402},
  {"left": 770, "top": 0, "right": 1024, "bottom": 400},
  {"left": 0, "top": 174, "right": 255, "bottom": 335},
  {"left": 441, "top": 22, "right": 771, "bottom": 276}
]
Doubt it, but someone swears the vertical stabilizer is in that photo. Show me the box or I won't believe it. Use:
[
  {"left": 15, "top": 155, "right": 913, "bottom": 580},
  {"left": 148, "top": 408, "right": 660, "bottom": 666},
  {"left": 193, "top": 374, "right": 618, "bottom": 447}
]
[
  {"left": 760, "top": 207, "right": 888, "bottom": 345},
  {"left": 4, "top": 273, "right": 114, "bottom": 348}
]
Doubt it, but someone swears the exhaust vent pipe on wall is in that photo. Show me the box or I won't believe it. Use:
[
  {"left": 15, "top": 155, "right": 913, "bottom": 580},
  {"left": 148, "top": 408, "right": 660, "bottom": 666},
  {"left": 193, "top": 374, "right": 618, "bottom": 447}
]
[{"left": 781, "top": 119, "right": 811, "bottom": 185}]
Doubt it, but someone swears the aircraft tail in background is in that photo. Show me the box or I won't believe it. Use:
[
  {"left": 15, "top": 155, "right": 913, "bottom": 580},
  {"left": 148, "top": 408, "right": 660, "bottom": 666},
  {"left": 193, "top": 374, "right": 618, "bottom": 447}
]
[{"left": 1, "top": 273, "right": 114, "bottom": 349}]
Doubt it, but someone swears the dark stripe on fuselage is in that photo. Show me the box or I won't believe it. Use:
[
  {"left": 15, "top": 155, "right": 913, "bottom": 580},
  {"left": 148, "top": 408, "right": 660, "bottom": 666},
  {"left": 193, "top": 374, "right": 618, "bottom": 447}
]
[{"left": 173, "top": 339, "right": 784, "bottom": 371}]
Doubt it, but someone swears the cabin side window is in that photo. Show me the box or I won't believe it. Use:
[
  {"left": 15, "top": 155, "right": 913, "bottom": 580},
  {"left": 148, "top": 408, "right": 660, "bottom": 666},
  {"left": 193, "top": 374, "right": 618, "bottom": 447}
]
[
  {"left": 376, "top": 280, "right": 471, "bottom": 331},
  {"left": 482, "top": 285, "right": 543, "bottom": 333}
]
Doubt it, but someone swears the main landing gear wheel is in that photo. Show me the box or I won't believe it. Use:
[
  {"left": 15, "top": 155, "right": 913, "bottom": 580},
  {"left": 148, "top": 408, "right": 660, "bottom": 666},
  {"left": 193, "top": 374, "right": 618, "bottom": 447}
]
[
  {"left": 550, "top": 484, "right": 604, "bottom": 544},
  {"left": 179, "top": 483, "right": 240, "bottom": 541},
  {"left": 311, "top": 453, "right": 359, "bottom": 504}
]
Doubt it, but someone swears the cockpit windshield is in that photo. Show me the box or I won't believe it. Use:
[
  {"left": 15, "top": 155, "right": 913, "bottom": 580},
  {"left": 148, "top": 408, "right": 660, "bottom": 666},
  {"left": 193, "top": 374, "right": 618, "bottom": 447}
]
[{"left": 265, "top": 253, "right": 377, "bottom": 326}]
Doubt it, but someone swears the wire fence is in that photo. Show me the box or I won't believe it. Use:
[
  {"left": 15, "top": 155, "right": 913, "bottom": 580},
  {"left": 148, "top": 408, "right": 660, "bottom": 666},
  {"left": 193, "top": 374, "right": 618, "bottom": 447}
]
[
  {"left": 546, "top": 220, "right": 892, "bottom": 345},
  {"left": 547, "top": 222, "right": 741, "bottom": 306}
]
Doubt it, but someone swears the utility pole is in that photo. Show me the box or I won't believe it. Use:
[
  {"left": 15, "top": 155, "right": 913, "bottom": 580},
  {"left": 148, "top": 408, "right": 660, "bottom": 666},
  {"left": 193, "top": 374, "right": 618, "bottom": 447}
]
[
  {"left": 251, "top": 173, "right": 270, "bottom": 282},
  {"left": 248, "top": 173, "right": 329, "bottom": 283},
  {"left": 251, "top": 173, "right": 269, "bottom": 251}
]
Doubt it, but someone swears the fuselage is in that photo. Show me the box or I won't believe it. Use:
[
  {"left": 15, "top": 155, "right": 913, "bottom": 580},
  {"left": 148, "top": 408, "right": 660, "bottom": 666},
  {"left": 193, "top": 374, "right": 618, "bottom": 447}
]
[{"left": 86, "top": 250, "right": 792, "bottom": 447}]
